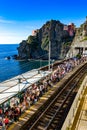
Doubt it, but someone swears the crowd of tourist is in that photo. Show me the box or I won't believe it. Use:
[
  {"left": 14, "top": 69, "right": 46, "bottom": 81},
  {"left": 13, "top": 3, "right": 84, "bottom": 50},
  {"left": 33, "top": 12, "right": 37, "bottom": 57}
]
[{"left": 0, "top": 56, "right": 87, "bottom": 130}]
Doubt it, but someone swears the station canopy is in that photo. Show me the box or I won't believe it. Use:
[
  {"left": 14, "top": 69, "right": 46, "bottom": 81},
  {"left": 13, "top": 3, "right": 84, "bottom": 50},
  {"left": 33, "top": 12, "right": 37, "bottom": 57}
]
[{"left": 0, "top": 69, "right": 51, "bottom": 105}]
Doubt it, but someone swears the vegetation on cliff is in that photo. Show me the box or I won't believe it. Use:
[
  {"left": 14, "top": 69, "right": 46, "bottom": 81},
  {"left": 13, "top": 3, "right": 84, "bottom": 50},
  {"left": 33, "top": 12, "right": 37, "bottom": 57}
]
[{"left": 27, "top": 35, "right": 39, "bottom": 49}]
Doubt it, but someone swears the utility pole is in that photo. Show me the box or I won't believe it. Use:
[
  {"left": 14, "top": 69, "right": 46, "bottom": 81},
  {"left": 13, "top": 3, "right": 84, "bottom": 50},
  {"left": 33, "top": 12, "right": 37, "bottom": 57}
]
[
  {"left": 49, "top": 40, "right": 51, "bottom": 71},
  {"left": 18, "top": 77, "right": 21, "bottom": 103},
  {"left": 48, "top": 26, "right": 51, "bottom": 71},
  {"left": 52, "top": 59, "right": 55, "bottom": 71},
  {"left": 18, "top": 78, "right": 21, "bottom": 92}
]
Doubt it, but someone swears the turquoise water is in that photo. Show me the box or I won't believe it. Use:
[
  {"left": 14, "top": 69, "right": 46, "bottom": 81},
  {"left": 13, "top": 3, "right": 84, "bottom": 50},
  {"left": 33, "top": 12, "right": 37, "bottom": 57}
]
[{"left": 0, "top": 44, "right": 48, "bottom": 82}]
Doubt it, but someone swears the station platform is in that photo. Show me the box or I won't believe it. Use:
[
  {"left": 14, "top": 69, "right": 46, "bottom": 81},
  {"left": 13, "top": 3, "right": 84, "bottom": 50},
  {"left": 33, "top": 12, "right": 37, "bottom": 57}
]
[{"left": 7, "top": 62, "right": 85, "bottom": 130}]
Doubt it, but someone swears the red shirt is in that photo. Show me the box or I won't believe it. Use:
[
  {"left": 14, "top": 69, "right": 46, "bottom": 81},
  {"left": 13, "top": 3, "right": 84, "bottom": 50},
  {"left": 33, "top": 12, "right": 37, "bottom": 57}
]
[
  {"left": 0, "top": 109, "right": 2, "bottom": 114},
  {"left": 4, "top": 118, "right": 9, "bottom": 124}
]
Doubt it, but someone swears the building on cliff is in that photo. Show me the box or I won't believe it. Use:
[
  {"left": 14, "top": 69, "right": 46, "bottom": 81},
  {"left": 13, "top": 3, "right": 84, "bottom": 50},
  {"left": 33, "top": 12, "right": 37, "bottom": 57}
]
[
  {"left": 63, "top": 23, "right": 75, "bottom": 37},
  {"left": 68, "top": 23, "right": 75, "bottom": 37},
  {"left": 32, "top": 30, "right": 38, "bottom": 36}
]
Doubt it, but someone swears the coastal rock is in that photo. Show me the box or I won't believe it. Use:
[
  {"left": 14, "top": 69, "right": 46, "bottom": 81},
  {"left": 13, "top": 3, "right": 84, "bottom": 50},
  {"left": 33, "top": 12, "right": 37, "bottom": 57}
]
[
  {"left": 5, "top": 56, "right": 11, "bottom": 60},
  {"left": 12, "top": 54, "right": 18, "bottom": 60},
  {"left": 17, "top": 20, "right": 75, "bottom": 60}
]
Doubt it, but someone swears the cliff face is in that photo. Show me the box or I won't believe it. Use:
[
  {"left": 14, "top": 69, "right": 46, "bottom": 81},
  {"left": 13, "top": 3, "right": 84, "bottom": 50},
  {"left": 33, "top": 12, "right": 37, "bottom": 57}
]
[
  {"left": 66, "top": 18, "right": 87, "bottom": 58},
  {"left": 17, "top": 20, "right": 74, "bottom": 60}
]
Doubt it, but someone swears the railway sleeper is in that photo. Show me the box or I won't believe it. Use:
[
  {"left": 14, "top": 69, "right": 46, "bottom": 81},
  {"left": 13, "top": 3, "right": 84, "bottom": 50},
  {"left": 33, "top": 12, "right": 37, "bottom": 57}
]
[{"left": 45, "top": 112, "right": 55, "bottom": 117}]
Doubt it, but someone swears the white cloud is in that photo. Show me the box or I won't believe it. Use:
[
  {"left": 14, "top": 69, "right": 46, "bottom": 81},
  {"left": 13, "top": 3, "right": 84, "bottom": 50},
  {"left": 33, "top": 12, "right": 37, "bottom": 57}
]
[
  {"left": 0, "top": 18, "right": 32, "bottom": 44},
  {"left": 0, "top": 17, "right": 44, "bottom": 44},
  {"left": 0, "top": 17, "right": 15, "bottom": 24}
]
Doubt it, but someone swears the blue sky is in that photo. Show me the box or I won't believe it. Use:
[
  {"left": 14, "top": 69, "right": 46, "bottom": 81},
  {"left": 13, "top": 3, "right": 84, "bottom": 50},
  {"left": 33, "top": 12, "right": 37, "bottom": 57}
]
[{"left": 0, "top": 0, "right": 87, "bottom": 44}]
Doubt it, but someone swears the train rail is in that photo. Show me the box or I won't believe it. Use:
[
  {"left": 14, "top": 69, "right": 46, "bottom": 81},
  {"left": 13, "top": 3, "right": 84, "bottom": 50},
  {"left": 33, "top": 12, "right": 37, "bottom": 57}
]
[{"left": 20, "top": 63, "right": 87, "bottom": 130}]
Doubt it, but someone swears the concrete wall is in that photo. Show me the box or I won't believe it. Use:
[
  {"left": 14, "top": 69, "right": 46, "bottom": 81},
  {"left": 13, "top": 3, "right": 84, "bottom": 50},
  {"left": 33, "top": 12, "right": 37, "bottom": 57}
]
[{"left": 61, "top": 76, "right": 87, "bottom": 130}]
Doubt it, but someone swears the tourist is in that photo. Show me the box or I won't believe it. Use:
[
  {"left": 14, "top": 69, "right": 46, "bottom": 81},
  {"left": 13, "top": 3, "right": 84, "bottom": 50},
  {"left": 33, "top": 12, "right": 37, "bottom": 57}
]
[{"left": 3, "top": 116, "right": 9, "bottom": 129}]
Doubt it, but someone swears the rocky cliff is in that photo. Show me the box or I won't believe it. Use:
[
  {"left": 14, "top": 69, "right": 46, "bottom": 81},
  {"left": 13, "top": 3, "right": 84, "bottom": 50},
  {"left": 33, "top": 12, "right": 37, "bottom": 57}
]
[
  {"left": 66, "top": 17, "right": 87, "bottom": 58},
  {"left": 17, "top": 20, "right": 75, "bottom": 60}
]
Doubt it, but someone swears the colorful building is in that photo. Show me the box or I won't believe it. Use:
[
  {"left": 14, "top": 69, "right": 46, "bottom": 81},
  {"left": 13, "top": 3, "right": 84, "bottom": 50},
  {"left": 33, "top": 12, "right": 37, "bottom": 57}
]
[{"left": 63, "top": 23, "right": 75, "bottom": 37}]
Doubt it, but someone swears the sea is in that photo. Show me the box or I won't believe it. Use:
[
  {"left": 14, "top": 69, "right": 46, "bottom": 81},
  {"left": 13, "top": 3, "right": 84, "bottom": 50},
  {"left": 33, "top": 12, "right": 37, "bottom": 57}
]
[{"left": 0, "top": 44, "right": 48, "bottom": 82}]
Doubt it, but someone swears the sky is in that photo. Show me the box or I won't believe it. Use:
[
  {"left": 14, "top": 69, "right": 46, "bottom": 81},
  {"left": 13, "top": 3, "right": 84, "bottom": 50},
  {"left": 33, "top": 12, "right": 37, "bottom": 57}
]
[{"left": 0, "top": 0, "right": 87, "bottom": 44}]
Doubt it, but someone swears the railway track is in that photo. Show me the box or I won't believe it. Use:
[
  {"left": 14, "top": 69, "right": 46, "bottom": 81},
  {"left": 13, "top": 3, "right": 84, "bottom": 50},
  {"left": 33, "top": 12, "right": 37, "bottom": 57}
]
[{"left": 21, "top": 63, "right": 87, "bottom": 130}]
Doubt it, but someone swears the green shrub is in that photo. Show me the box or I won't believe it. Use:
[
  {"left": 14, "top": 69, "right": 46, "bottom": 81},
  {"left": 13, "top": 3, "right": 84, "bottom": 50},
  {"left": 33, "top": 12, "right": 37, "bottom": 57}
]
[
  {"left": 41, "top": 36, "right": 49, "bottom": 50},
  {"left": 76, "top": 54, "right": 81, "bottom": 59},
  {"left": 80, "top": 36, "right": 87, "bottom": 42}
]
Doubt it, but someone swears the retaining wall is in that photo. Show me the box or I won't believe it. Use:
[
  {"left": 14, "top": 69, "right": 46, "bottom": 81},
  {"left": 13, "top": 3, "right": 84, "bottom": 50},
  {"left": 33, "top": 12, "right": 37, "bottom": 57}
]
[{"left": 61, "top": 76, "right": 87, "bottom": 130}]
